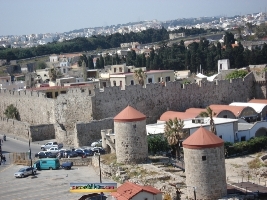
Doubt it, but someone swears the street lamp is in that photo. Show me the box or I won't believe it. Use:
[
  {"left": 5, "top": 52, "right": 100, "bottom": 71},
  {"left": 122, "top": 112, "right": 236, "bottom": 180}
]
[
  {"left": 95, "top": 152, "right": 102, "bottom": 183},
  {"left": 28, "top": 131, "right": 34, "bottom": 176}
]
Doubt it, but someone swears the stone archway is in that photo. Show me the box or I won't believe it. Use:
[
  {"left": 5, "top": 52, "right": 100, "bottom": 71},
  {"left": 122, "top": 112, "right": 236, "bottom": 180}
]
[
  {"left": 106, "top": 144, "right": 111, "bottom": 154},
  {"left": 255, "top": 127, "right": 267, "bottom": 137}
]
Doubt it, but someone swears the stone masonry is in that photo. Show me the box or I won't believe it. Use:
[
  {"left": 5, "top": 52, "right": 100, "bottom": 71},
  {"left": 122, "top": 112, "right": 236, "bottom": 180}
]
[
  {"left": 184, "top": 146, "right": 227, "bottom": 200},
  {"left": 0, "top": 71, "right": 267, "bottom": 145}
]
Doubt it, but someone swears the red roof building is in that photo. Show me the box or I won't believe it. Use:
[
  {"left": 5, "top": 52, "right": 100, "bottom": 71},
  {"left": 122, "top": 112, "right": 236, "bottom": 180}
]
[
  {"left": 114, "top": 105, "right": 146, "bottom": 122},
  {"left": 182, "top": 126, "right": 224, "bottom": 149},
  {"left": 110, "top": 181, "right": 162, "bottom": 200}
]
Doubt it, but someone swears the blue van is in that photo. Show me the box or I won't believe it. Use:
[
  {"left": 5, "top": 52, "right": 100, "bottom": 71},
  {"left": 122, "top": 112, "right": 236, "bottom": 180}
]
[{"left": 34, "top": 158, "right": 60, "bottom": 170}]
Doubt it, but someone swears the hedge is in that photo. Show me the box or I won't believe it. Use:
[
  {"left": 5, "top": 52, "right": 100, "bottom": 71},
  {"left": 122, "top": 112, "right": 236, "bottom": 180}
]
[{"left": 225, "top": 136, "right": 267, "bottom": 157}]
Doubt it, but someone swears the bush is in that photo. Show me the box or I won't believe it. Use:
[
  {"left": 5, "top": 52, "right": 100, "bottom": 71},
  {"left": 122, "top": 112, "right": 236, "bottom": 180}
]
[
  {"left": 4, "top": 104, "right": 19, "bottom": 120},
  {"left": 147, "top": 134, "right": 170, "bottom": 154},
  {"left": 225, "top": 136, "right": 267, "bottom": 157}
]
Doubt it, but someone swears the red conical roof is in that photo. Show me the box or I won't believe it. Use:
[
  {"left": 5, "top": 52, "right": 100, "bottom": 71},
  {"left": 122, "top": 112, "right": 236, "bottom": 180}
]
[
  {"left": 114, "top": 105, "right": 146, "bottom": 122},
  {"left": 182, "top": 126, "right": 224, "bottom": 149}
]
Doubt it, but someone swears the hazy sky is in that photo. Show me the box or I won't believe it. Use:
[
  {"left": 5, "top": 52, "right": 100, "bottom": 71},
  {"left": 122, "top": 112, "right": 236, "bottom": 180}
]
[{"left": 1, "top": 0, "right": 266, "bottom": 36}]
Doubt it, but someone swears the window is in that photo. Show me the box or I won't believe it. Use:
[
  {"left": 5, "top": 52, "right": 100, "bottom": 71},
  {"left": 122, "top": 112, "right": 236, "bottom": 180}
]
[
  {"left": 241, "top": 136, "right": 246, "bottom": 141},
  {"left": 63, "top": 69, "right": 66, "bottom": 73},
  {"left": 130, "top": 80, "right": 134, "bottom": 85},
  {"left": 202, "top": 156, "right": 206, "bottom": 161},
  {"left": 120, "top": 81, "right": 122, "bottom": 87},
  {"left": 119, "top": 67, "right": 122, "bottom": 72},
  {"left": 55, "top": 92, "right": 59, "bottom": 97},
  {"left": 220, "top": 64, "right": 222, "bottom": 69},
  {"left": 114, "top": 68, "right": 116, "bottom": 73},
  {"left": 219, "top": 135, "right": 222, "bottom": 139},
  {"left": 223, "top": 115, "right": 227, "bottom": 118},
  {"left": 158, "top": 77, "right": 161, "bottom": 82},
  {"left": 128, "top": 69, "right": 130, "bottom": 72},
  {"left": 165, "top": 76, "right": 170, "bottom": 82},
  {"left": 148, "top": 78, "right": 152, "bottom": 83},
  {"left": 42, "top": 161, "right": 47, "bottom": 164},
  {"left": 113, "top": 81, "right": 116, "bottom": 86}
]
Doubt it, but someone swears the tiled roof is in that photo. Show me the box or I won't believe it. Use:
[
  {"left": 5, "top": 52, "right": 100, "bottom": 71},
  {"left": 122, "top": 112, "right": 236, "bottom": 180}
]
[
  {"left": 110, "top": 182, "right": 161, "bottom": 199},
  {"left": 209, "top": 105, "right": 247, "bottom": 117},
  {"left": 160, "top": 111, "right": 198, "bottom": 121},
  {"left": 114, "top": 105, "right": 146, "bottom": 122},
  {"left": 249, "top": 99, "right": 267, "bottom": 104},
  {"left": 183, "top": 126, "right": 224, "bottom": 149}
]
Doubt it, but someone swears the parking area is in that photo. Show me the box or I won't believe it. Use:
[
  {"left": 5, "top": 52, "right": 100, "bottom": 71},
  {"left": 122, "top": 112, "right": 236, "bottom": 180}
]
[{"left": 0, "top": 164, "right": 113, "bottom": 200}]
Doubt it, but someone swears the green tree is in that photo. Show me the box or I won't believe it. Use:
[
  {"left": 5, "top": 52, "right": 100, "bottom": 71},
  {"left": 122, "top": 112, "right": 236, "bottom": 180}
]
[
  {"left": 48, "top": 67, "right": 61, "bottom": 81},
  {"left": 82, "top": 61, "right": 87, "bottom": 81},
  {"left": 95, "top": 58, "right": 101, "bottom": 69},
  {"left": 88, "top": 56, "right": 94, "bottom": 69},
  {"left": 4, "top": 104, "right": 19, "bottom": 120},
  {"left": 164, "top": 118, "right": 187, "bottom": 160},
  {"left": 225, "top": 70, "right": 248, "bottom": 80},
  {"left": 99, "top": 55, "right": 104, "bottom": 68},
  {"left": 36, "top": 61, "right": 47, "bottom": 70},
  {"left": 199, "top": 107, "right": 217, "bottom": 135},
  {"left": 133, "top": 68, "right": 147, "bottom": 86},
  {"left": 147, "top": 134, "right": 169, "bottom": 154}
]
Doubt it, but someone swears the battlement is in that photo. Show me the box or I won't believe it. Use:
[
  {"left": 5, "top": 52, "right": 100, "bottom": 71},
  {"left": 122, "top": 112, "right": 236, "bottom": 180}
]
[{"left": 0, "top": 89, "right": 46, "bottom": 98}]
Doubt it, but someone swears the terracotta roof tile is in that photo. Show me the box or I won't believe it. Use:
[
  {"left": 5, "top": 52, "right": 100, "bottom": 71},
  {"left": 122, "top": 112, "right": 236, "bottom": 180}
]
[
  {"left": 182, "top": 126, "right": 224, "bottom": 149},
  {"left": 209, "top": 105, "right": 247, "bottom": 117},
  {"left": 111, "top": 182, "right": 161, "bottom": 199},
  {"left": 114, "top": 105, "right": 146, "bottom": 122},
  {"left": 249, "top": 99, "right": 267, "bottom": 104},
  {"left": 160, "top": 111, "right": 198, "bottom": 121}
]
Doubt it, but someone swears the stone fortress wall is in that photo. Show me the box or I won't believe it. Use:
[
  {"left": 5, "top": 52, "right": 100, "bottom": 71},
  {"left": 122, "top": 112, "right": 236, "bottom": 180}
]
[{"left": 0, "top": 71, "right": 267, "bottom": 147}]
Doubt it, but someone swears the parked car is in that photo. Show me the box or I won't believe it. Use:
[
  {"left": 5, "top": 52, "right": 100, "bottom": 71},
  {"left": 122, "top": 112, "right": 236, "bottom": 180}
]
[
  {"left": 74, "top": 149, "right": 87, "bottom": 158},
  {"left": 35, "top": 151, "right": 57, "bottom": 159},
  {"left": 41, "top": 141, "right": 63, "bottom": 151},
  {"left": 14, "top": 166, "right": 37, "bottom": 178},
  {"left": 91, "top": 147, "right": 105, "bottom": 154},
  {"left": 60, "top": 150, "right": 78, "bottom": 158},
  {"left": 83, "top": 149, "right": 94, "bottom": 156},
  {"left": 91, "top": 139, "right": 102, "bottom": 147},
  {"left": 61, "top": 161, "right": 73, "bottom": 170},
  {"left": 46, "top": 147, "right": 60, "bottom": 154}
]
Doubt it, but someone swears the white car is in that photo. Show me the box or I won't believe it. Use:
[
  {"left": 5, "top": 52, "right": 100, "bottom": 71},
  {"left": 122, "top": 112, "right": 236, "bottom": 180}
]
[
  {"left": 46, "top": 147, "right": 60, "bottom": 154},
  {"left": 91, "top": 139, "right": 102, "bottom": 147},
  {"left": 14, "top": 167, "right": 37, "bottom": 178}
]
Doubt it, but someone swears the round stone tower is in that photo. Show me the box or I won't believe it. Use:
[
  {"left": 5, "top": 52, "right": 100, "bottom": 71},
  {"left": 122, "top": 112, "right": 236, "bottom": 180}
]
[
  {"left": 114, "top": 105, "right": 148, "bottom": 164},
  {"left": 182, "top": 127, "right": 227, "bottom": 200}
]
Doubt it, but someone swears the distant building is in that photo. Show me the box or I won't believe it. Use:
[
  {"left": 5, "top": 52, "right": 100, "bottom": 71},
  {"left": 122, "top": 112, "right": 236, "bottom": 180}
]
[
  {"left": 169, "top": 32, "right": 185, "bottom": 40},
  {"left": 218, "top": 59, "right": 230, "bottom": 73}
]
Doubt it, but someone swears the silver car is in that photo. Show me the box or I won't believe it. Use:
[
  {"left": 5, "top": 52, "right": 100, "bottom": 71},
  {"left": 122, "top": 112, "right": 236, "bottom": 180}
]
[{"left": 14, "top": 167, "right": 37, "bottom": 178}]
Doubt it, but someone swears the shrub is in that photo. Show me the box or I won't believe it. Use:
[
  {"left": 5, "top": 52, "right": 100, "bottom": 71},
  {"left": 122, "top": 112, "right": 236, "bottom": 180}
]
[
  {"left": 4, "top": 104, "right": 19, "bottom": 120},
  {"left": 225, "top": 136, "right": 267, "bottom": 157},
  {"left": 147, "top": 134, "right": 170, "bottom": 154}
]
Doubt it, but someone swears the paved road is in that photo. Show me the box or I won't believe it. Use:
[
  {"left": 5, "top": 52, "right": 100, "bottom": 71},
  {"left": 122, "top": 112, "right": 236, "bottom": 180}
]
[
  {"left": 0, "top": 134, "right": 41, "bottom": 154},
  {"left": 0, "top": 164, "right": 113, "bottom": 200}
]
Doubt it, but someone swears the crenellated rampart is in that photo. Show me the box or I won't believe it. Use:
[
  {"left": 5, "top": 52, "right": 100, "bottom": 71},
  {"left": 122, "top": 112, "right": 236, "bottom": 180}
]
[
  {"left": 0, "top": 71, "right": 264, "bottom": 144},
  {"left": 91, "top": 72, "right": 255, "bottom": 124}
]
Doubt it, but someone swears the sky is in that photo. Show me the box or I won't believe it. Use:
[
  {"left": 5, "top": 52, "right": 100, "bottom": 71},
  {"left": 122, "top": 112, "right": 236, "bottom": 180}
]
[{"left": 0, "top": 0, "right": 266, "bottom": 36}]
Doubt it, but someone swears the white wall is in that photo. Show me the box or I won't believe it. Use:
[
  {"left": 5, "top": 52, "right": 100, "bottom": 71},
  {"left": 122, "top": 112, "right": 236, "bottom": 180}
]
[
  {"left": 133, "top": 192, "right": 162, "bottom": 200},
  {"left": 190, "top": 123, "right": 235, "bottom": 143}
]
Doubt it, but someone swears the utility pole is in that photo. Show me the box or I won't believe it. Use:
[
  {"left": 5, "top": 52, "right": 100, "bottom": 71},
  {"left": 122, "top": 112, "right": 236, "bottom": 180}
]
[{"left": 28, "top": 131, "right": 34, "bottom": 175}]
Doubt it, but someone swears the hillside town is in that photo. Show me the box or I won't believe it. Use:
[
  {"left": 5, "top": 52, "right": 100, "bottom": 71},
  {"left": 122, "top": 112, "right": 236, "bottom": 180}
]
[
  {"left": 0, "top": 11, "right": 266, "bottom": 48},
  {"left": 1, "top": 9, "right": 267, "bottom": 200}
]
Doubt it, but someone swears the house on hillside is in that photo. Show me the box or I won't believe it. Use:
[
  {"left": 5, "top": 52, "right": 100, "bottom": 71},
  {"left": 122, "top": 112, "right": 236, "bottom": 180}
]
[{"left": 109, "top": 181, "right": 162, "bottom": 200}]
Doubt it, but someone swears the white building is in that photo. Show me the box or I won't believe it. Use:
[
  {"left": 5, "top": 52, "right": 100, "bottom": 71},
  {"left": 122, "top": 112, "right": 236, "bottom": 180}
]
[{"left": 218, "top": 59, "right": 230, "bottom": 73}]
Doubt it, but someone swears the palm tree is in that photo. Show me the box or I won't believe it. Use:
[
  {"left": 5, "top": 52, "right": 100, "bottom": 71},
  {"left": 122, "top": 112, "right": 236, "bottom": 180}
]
[
  {"left": 164, "top": 118, "right": 187, "bottom": 160},
  {"left": 48, "top": 67, "right": 61, "bottom": 82},
  {"left": 199, "top": 106, "right": 217, "bottom": 135},
  {"left": 133, "top": 68, "right": 147, "bottom": 86}
]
